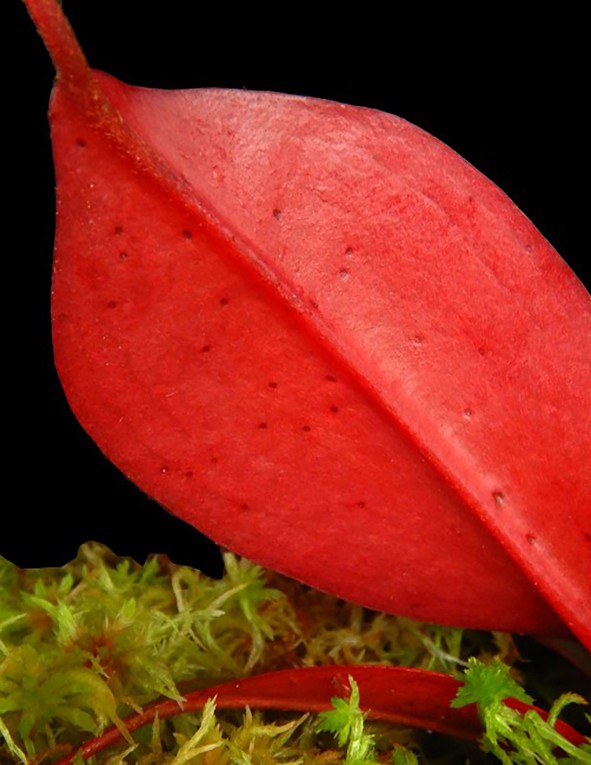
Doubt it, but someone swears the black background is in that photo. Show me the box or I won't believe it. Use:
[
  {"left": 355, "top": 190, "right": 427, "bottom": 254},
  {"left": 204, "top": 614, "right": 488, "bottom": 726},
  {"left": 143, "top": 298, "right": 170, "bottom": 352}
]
[{"left": 7, "top": 2, "right": 588, "bottom": 570}]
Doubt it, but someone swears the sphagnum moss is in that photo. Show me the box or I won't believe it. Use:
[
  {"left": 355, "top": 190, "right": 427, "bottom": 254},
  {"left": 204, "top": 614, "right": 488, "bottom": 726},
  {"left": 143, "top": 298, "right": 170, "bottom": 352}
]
[{"left": 0, "top": 543, "right": 588, "bottom": 764}]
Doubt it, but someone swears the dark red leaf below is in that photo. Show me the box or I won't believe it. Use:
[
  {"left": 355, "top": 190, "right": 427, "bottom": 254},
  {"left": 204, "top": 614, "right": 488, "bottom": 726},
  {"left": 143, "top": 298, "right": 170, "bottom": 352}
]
[{"left": 54, "top": 666, "right": 588, "bottom": 764}]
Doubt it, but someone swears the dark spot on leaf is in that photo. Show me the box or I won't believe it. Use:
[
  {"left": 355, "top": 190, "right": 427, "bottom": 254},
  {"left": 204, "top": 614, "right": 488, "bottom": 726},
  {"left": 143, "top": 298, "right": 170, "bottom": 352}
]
[
  {"left": 201, "top": 345, "right": 211, "bottom": 353},
  {"left": 114, "top": 225, "right": 124, "bottom": 235},
  {"left": 493, "top": 491, "right": 506, "bottom": 506},
  {"left": 302, "top": 425, "right": 312, "bottom": 432},
  {"left": 107, "top": 301, "right": 117, "bottom": 309},
  {"left": 330, "top": 406, "right": 339, "bottom": 413},
  {"left": 357, "top": 501, "right": 366, "bottom": 509},
  {"left": 182, "top": 229, "right": 193, "bottom": 239},
  {"left": 257, "top": 422, "right": 268, "bottom": 429},
  {"left": 219, "top": 297, "right": 229, "bottom": 306},
  {"left": 273, "top": 209, "right": 282, "bottom": 220},
  {"left": 76, "top": 138, "right": 86, "bottom": 147},
  {"left": 325, "top": 375, "right": 337, "bottom": 383},
  {"left": 119, "top": 252, "right": 129, "bottom": 261},
  {"left": 268, "top": 381, "right": 278, "bottom": 389},
  {"left": 185, "top": 471, "right": 194, "bottom": 479}
]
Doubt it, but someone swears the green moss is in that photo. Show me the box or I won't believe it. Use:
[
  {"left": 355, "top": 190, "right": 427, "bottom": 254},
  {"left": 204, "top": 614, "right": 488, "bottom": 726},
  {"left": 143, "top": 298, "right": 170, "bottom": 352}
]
[
  {"left": 316, "top": 676, "right": 379, "bottom": 764},
  {"left": 452, "top": 659, "right": 591, "bottom": 764},
  {"left": 0, "top": 543, "right": 589, "bottom": 764}
]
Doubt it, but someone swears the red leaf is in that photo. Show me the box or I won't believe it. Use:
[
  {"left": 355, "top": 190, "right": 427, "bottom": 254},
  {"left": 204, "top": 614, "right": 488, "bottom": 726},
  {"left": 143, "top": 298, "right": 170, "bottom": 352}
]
[
  {"left": 55, "top": 666, "right": 587, "bottom": 764},
  {"left": 23, "top": 0, "right": 590, "bottom": 645}
]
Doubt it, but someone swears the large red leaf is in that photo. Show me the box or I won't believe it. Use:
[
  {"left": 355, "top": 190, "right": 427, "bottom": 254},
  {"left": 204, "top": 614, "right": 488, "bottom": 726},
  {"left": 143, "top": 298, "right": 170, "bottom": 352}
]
[
  {"left": 55, "top": 666, "right": 587, "bottom": 764},
  {"left": 24, "top": 0, "right": 590, "bottom": 644}
]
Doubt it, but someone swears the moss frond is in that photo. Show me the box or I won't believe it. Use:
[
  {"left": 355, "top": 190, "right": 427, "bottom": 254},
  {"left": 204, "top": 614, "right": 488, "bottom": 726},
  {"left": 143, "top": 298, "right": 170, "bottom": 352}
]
[{"left": 452, "top": 658, "right": 591, "bottom": 764}]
